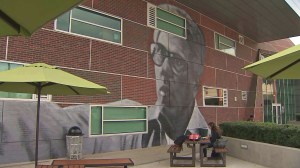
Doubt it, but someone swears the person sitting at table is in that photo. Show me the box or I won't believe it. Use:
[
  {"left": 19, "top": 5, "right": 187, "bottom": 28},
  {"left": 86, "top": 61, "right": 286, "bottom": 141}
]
[
  {"left": 247, "top": 115, "right": 254, "bottom": 121},
  {"left": 203, "top": 122, "right": 222, "bottom": 159}
]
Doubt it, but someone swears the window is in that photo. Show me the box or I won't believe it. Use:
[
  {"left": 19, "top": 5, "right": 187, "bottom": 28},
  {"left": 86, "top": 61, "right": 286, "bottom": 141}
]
[
  {"left": 56, "top": 6, "right": 122, "bottom": 44},
  {"left": 214, "top": 33, "right": 236, "bottom": 56},
  {"left": 0, "top": 62, "right": 51, "bottom": 101},
  {"left": 0, "top": 62, "right": 32, "bottom": 100},
  {"left": 90, "top": 105, "right": 147, "bottom": 136},
  {"left": 147, "top": 3, "right": 186, "bottom": 38},
  {"left": 203, "top": 86, "right": 228, "bottom": 107}
]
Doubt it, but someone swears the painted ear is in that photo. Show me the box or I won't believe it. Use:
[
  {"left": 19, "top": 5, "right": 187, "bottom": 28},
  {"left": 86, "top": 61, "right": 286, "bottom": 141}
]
[
  {"left": 151, "top": 43, "right": 166, "bottom": 66},
  {"left": 150, "top": 43, "right": 158, "bottom": 56}
]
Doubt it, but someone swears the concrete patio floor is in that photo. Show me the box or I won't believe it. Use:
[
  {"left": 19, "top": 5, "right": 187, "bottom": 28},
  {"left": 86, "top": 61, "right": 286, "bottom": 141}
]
[{"left": 0, "top": 145, "right": 268, "bottom": 168}]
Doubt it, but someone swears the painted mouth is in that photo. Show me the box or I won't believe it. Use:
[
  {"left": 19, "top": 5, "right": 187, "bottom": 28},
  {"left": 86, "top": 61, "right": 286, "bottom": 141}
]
[
  {"left": 156, "top": 84, "right": 169, "bottom": 105},
  {"left": 158, "top": 84, "right": 169, "bottom": 97}
]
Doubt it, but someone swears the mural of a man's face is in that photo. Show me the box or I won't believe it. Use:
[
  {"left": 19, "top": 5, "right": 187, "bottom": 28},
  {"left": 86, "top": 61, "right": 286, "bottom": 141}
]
[
  {"left": 152, "top": 32, "right": 198, "bottom": 104},
  {"left": 150, "top": 4, "right": 205, "bottom": 140}
]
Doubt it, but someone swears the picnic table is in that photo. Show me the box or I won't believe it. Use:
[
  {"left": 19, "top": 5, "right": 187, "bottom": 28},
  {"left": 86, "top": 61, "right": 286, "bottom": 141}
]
[
  {"left": 51, "top": 158, "right": 134, "bottom": 168},
  {"left": 167, "top": 138, "right": 210, "bottom": 167},
  {"left": 185, "top": 138, "right": 210, "bottom": 167}
]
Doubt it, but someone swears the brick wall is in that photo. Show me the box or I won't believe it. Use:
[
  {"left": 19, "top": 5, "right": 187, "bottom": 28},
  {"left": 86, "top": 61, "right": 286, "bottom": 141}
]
[
  {"left": 0, "top": 0, "right": 295, "bottom": 124},
  {"left": 0, "top": 0, "right": 295, "bottom": 164},
  {"left": 0, "top": 0, "right": 295, "bottom": 132}
]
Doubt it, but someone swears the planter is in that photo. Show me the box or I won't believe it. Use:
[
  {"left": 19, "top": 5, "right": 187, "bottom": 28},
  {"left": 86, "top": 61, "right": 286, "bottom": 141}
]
[{"left": 225, "top": 136, "right": 300, "bottom": 168}]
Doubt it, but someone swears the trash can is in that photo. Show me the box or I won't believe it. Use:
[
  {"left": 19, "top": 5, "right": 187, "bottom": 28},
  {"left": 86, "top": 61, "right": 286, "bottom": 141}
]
[{"left": 66, "top": 126, "right": 83, "bottom": 160}]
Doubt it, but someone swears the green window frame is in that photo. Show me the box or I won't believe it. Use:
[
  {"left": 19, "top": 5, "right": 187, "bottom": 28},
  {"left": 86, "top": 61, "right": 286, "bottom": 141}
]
[
  {"left": 156, "top": 7, "right": 186, "bottom": 38},
  {"left": 55, "top": 6, "right": 122, "bottom": 44},
  {"left": 214, "top": 33, "right": 236, "bottom": 56},
  {"left": 90, "top": 105, "right": 148, "bottom": 136},
  {"left": 203, "top": 86, "right": 228, "bottom": 107}
]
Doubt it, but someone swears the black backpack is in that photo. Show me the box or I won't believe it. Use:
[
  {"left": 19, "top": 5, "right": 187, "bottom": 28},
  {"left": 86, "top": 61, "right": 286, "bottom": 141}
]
[{"left": 174, "top": 135, "right": 187, "bottom": 147}]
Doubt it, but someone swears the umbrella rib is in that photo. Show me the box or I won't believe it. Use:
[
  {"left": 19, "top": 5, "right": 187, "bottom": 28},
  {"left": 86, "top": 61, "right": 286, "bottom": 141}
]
[
  {"left": 41, "top": 82, "right": 56, "bottom": 87},
  {"left": 0, "top": 10, "right": 21, "bottom": 33},
  {"left": 27, "top": 82, "right": 55, "bottom": 87},
  {"left": 269, "top": 58, "right": 300, "bottom": 78},
  {"left": 27, "top": 82, "right": 39, "bottom": 88},
  {"left": 67, "top": 85, "right": 80, "bottom": 95},
  {"left": 27, "top": 82, "right": 56, "bottom": 94}
]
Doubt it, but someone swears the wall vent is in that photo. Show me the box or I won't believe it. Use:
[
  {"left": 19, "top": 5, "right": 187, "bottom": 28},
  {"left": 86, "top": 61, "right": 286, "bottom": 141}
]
[
  {"left": 147, "top": 3, "right": 156, "bottom": 28},
  {"left": 223, "top": 89, "right": 228, "bottom": 107},
  {"left": 239, "top": 35, "right": 244, "bottom": 45}
]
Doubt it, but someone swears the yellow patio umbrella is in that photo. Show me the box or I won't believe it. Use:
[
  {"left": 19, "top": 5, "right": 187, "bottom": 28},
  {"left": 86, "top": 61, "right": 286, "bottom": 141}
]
[
  {"left": 243, "top": 45, "right": 300, "bottom": 79},
  {"left": 0, "top": 0, "right": 83, "bottom": 36},
  {"left": 0, "top": 63, "right": 109, "bottom": 167}
]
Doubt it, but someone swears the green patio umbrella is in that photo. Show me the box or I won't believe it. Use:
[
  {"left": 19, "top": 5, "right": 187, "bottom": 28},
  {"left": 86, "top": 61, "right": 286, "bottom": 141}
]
[
  {"left": 0, "top": 63, "right": 109, "bottom": 167},
  {"left": 243, "top": 44, "right": 300, "bottom": 79},
  {"left": 0, "top": 0, "right": 82, "bottom": 36}
]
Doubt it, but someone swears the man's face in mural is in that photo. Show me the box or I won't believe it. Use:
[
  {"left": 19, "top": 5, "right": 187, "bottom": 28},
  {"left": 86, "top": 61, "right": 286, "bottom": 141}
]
[
  {"left": 152, "top": 32, "right": 198, "bottom": 105},
  {"left": 150, "top": 12, "right": 204, "bottom": 140}
]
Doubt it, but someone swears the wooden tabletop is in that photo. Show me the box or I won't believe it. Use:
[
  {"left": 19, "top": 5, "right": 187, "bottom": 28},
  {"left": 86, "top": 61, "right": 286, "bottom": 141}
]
[
  {"left": 52, "top": 158, "right": 134, "bottom": 167},
  {"left": 185, "top": 138, "right": 210, "bottom": 144}
]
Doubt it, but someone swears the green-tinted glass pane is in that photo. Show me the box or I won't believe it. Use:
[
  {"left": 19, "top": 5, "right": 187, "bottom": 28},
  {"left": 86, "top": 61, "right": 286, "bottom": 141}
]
[
  {"left": 91, "top": 106, "right": 102, "bottom": 135},
  {"left": 0, "top": 91, "right": 9, "bottom": 98},
  {"left": 8, "top": 92, "right": 32, "bottom": 99},
  {"left": 215, "top": 35, "right": 219, "bottom": 49},
  {"left": 219, "top": 43, "right": 235, "bottom": 55},
  {"left": 219, "top": 35, "right": 235, "bottom": 47},
  {"left": 0, "top": 62, "right": 31, "bottom": 99},
  {"left": 157, "top": 8, "right": 185, "bottom": 27},
  {"left": 101, "top": 30, "right": 121, "bottom": 43},
  {"left": 71, "top": 20, "right": 121, "bottom": 43},
  {"left": 72, "top": 7, "right": 121, "bottom": 30},
  {"left": 103, "top": 121, "right": 146, "bottom": 134},
  {"left": 9, "top": 63, "right": 22, "bottom": 69},
  {"left": 0, "top": 62, "right": 9, "bottom": 71},
  {"left": 157, "top": 19, "right": 185, "bottom": 37},
  {"left": 56, "top": 11, "right": 70, "bottom": 31},
  {"left": 215, "top": 34, "right": 236, "bottom": 55},
  {"left": 103, "top": 107, "right": 146, "bottom": 120},
  {"left": 205, "top": 98, "right": 223, "bottom": 106}
]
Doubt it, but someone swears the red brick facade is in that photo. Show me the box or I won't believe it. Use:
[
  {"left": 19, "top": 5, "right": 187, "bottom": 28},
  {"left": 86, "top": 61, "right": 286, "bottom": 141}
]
[
  {"left": 0, "top": 0, "right": 295, "bottom": 164},
  {"left": 0, "top": 0, "right": 294, "bottom": 123}
]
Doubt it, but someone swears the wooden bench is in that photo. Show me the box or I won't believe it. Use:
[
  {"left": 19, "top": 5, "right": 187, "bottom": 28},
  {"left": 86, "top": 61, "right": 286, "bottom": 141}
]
[
  {"left": 167, "top": 145, "right": 182, "bottom": 167},
  {"left": 37, "top": 165, "right": 84, "bottom": 168},
  {"left": 51, "top": 158, "right": 134, "bottom": 168},
  {"left": 167, "top": 145, "right": 194, "bottom": 167},
  {"left": 214, "top": 147, "right": 228, "bottom": 167},
  {"left": 201, "top": 147, "right": 228, "bottom": 167}
]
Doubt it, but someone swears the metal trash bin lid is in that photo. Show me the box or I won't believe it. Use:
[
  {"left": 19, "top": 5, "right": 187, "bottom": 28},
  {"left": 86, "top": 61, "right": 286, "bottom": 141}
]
[{"left": 67, "top": 126, "right": 84, "bottom": 136}]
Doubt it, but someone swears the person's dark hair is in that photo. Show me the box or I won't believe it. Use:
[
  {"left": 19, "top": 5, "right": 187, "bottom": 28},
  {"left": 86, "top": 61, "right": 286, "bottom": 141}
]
[
  {"left": 208, "top": 122, "right": 222, "bottom": 135},
  {"left": 247, "top": 115, "right": 254, "bottom": 121}
]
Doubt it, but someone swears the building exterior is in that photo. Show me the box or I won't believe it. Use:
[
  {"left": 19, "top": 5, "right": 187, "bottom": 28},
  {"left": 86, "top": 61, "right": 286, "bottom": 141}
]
[{"left": 0, "top": 0, "right": 299, "bottom": 164}]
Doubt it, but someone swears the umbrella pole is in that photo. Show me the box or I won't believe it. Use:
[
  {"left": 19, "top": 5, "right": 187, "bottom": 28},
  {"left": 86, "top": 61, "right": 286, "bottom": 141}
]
[{"left": 34, "top": 84, "right": 42, "bottom": 168}]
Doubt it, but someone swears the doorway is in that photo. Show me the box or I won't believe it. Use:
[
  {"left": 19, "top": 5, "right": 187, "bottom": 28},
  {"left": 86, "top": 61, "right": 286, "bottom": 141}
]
[{"left": 272, "top": 103, "right": 282, "bottom": 124}]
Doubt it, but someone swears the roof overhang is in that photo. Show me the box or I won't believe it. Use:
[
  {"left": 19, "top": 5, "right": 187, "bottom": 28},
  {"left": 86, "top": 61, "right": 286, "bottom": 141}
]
[{"left": 175, "top": 0, "right": 300, "bottom": 42}]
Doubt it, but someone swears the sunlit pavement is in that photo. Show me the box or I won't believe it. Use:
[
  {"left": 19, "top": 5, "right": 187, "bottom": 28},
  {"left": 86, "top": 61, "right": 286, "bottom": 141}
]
[{"left": 0, "top": 145, "right": 268, "bottom": 168}]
